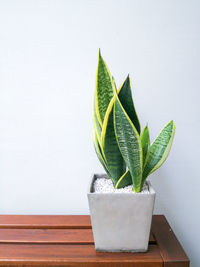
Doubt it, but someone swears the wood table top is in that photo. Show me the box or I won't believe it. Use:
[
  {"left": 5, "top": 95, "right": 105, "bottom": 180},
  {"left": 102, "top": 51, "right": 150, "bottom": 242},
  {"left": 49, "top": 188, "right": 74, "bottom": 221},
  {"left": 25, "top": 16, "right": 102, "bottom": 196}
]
[{"left": 0, "top": 214, "right": 189, "bottom": 267}]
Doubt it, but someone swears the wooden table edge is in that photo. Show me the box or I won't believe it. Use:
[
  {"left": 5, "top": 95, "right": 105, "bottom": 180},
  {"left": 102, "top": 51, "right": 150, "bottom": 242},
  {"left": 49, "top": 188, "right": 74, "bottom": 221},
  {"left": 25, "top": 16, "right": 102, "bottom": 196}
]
[{"left": 151, "top": 215, "right": 190, "bottom": 267}]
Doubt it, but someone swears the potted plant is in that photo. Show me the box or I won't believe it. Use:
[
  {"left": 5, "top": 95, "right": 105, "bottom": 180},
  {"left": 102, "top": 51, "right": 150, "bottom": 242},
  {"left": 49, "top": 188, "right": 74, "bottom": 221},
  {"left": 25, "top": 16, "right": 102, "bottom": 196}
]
[{"left": 88, "top": 50, "right": 175, "bottom": 252}]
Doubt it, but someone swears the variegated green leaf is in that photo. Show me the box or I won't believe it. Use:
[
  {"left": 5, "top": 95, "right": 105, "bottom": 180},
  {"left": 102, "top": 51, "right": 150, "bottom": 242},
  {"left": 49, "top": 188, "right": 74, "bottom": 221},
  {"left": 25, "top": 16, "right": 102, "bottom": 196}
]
[
  {"left": 114, "top": 95, "right": 143, "bottom": 192},
  {"left": 115, "top": 170, "right": 132, "bottom": 189},
  {"left": 141, "top": 125, "right": 150, "bottom": 165},
  {"left": 93, "top": 99, "right": 102, "bottom": 146},
  {"left": 101, "top": 96, "right": 125, "bottom": 186},
  {"left": 93, "top": 129, "right": 112, "bottom": 180},
  {"left": 142, "top": 120, "right": 175, "bottom": 181},
  {"left": 118, "top": 76, "right": 141, "bottom": 134},
  {"left": 95, "top": 50, "right": 114, "bottom": 126}
]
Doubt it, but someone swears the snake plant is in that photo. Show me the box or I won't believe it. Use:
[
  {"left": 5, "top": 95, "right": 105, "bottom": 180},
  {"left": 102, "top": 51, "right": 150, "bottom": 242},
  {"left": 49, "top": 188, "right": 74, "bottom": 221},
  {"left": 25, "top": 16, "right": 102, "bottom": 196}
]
[{"left": 93, "top": 50, "right": 175, "bottom": 192}]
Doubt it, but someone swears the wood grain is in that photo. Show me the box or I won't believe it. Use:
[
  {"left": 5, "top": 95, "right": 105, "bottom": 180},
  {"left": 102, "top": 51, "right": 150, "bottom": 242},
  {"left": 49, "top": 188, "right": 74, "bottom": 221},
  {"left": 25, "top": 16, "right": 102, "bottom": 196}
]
[
  {"left": 152, "top": 215, "right": 189, "bottom": 267},
  {"left": 0, "top": 244, "right": 162, "bottom": 267},
  {"left": 0, "top": 228, "right": 155, "bottom": 245},
  {"left": 0, "top": 215, "right": 189, "bottom": 267},
  {"left": 0, "top": 215, "right": 155, "bottom": 244},
  {"left": 0, "top": 229, "right": 93, "bottom": 244},
  {"left": 0, "top": 215, "right": 91, "bottom": 229}
]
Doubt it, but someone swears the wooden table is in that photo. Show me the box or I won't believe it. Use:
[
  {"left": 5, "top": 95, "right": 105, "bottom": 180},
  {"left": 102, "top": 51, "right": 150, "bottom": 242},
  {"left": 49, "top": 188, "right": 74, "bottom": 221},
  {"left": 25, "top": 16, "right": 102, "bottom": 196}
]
[{"left": 0, "top": 215, "right": 189, "bottom": 267}]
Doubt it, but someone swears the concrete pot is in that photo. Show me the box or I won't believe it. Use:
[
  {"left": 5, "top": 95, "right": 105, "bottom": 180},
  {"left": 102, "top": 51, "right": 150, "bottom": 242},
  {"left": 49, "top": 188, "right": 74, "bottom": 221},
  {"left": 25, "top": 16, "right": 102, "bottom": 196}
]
[{"left": 87, "top": 174, "right": 156, "bottom": 252}]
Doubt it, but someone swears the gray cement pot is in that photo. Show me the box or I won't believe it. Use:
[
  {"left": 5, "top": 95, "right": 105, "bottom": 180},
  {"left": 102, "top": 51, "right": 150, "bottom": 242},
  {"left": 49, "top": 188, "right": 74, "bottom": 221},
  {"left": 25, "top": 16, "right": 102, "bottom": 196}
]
[{"left": 87, "top": 174, "right": 156, "bottom": 252}]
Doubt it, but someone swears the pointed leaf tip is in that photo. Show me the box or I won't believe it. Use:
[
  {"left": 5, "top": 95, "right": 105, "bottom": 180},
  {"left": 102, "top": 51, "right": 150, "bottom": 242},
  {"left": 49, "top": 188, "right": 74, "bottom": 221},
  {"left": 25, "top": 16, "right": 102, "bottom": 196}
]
[
  {"left": 118, "top": 76, "right": 141, "bottom": 134},
  {"left": 141, "top": 125, "right": 150, "bottom": 166},
  {"left": 142, "top": 120, "right": 176, "bottom": 181},
  {"left": 95, "top": 51, "right": 113, "bottom": 126}
]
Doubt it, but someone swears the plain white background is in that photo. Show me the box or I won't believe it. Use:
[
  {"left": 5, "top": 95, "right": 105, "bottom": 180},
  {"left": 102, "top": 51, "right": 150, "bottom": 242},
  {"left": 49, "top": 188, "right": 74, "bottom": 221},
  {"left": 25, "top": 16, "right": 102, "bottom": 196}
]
[{"left": 0, "top": 0, "right": 199, "bottom": 266}]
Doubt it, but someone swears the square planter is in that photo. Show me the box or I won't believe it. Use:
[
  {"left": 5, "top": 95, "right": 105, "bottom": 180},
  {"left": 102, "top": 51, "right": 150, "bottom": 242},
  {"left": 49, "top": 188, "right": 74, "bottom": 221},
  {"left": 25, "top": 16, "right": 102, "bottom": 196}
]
[{"left": 87, "top": 174, "right": 156, "bottom": 252}]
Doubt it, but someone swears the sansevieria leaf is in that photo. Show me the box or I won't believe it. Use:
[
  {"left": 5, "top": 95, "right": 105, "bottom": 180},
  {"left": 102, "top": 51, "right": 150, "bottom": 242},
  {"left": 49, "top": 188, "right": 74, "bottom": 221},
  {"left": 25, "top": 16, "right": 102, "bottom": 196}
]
[
  {"left": 115, "top": 170, "right": 132, "bottom": 189},
  {"left": 142, "top": 120, "right": 175, "bottom": 182},
  {"left": 114, "top": 95, "right": 143, "bottom": 192},
  {"left": 95, "top": 50, "right": 114, "bottom": 126},
  {"left": 141, "top": 125, "right": 150, "bottom": 165},
  {"left": 101, "top": 96, "right": 125, "bottom": 186},
  {"left": 118, "top": 75, "right": 141, "bottom": 134},
  {"left": 93, "top": 99, "right": 102, "bottom": 146},
  {"left": 93, "top": 129, "right": 112, "bottom": 180},
  {"left": 92, "top": 51, "right": 176, "bottom": 192}
]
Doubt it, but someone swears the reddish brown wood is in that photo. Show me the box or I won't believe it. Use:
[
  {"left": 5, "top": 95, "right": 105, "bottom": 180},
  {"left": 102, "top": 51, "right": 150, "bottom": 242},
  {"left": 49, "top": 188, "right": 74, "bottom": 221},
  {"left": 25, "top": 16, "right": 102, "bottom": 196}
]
[
  {"left": 0, "top": 229, "right": 93, "bottom": 244},
  {"left": 0, "top": 228, "right": 155, "bottom": 245},
  {"left": 0, "top": 215, "right": 91, "bottom": 229},
  {"left": 152, "top": 215, "right": 190, "bottom": 267},
  {"left": 0, "top": 215, "right": 189, "bottom": 267},
  {"left": 0, "top": 215, "right": 155, "bottom": 243},
  {"left": 0, "top": 244, "right": 162, "bottom": 267}
]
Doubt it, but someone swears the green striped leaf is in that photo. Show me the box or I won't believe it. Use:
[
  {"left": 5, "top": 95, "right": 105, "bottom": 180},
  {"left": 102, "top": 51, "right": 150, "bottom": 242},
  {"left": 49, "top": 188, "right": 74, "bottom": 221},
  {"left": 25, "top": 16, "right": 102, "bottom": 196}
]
[
  {"left": 142, "top": 120, "right": 175, "bottom": 181},
  {"left": 101, "top": 96, "right": 125, "bottom": 186},
  {"left": 93, "top": 129, "right": 112, "bottom": 180},
  {"left": 95, "top": 50, "right": 114, "bottom": 126},
  {"left": 118, "top": 76, "right": 141, "bottom": 134},
  {"left": 141, "top": 125, "right": 150, "bottom": 165},
  {"left": 93, "top": 99, "right": 102, "bottom": 146},
  {"left": 115, "top": 170, "right": 132, "bottom": 189},
  {"left": 114, "top": 95, "right": 143, "bottom": 192}
]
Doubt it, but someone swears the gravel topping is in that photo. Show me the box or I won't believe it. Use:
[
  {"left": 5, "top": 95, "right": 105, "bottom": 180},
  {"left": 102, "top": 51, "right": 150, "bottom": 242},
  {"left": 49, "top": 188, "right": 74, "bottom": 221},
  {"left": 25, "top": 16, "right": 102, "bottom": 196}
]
[{"left": 94, "top": 177, "right": 149, "bottom": 193}]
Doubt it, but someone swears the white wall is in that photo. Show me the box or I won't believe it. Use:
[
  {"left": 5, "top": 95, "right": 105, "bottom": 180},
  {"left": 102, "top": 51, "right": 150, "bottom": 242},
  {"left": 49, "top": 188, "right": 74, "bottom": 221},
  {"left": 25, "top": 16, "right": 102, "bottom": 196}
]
[{"left": 0, "top": 0, "right": 199, "bottom": 266}]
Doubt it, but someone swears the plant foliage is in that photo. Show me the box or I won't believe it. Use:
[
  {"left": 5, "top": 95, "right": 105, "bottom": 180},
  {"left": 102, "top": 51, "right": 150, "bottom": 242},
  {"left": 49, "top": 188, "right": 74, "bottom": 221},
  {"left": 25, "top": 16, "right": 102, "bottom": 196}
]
[{"left": 93, "top": 50, "right": 175, "bottom": 192}]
